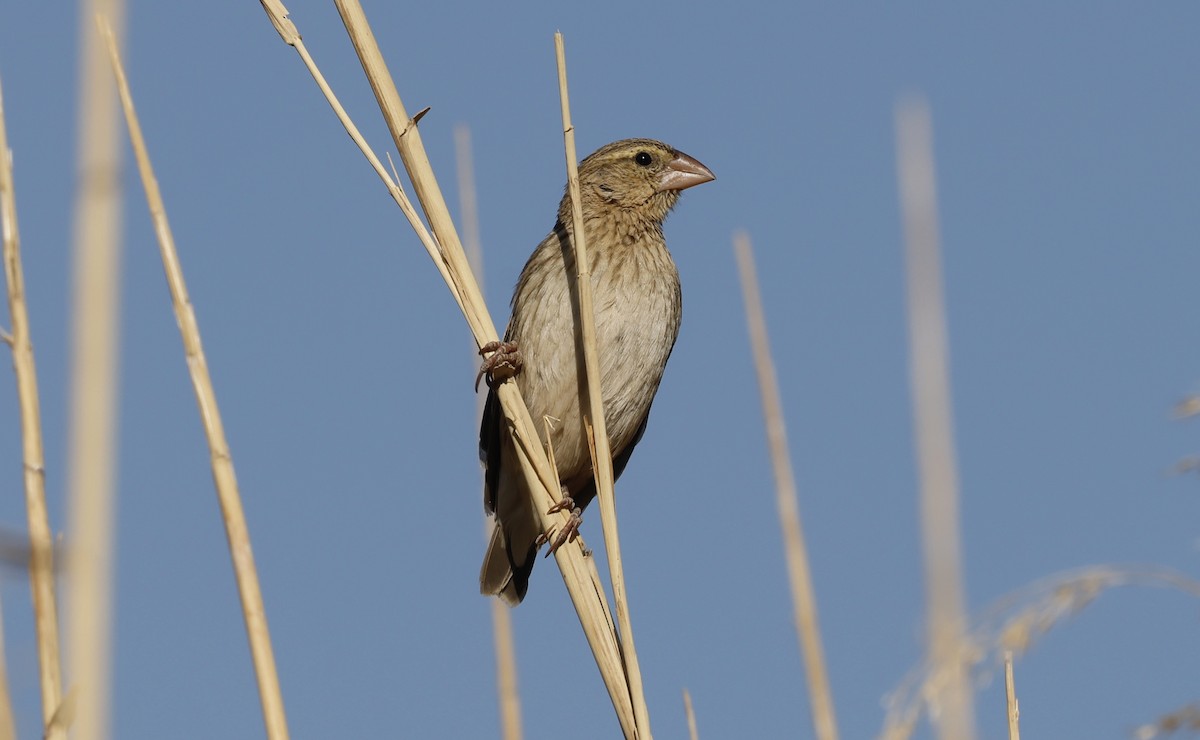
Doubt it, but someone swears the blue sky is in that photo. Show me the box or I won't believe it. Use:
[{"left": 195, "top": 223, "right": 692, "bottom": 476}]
[{"left": 1, "top": 3, "right": 1199, "bottom": 739}]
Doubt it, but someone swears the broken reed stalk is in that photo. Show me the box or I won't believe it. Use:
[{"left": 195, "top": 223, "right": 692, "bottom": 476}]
[
  {"left": 1004, "top": 652, "right": 1019, "bottom": 740},
  {"left": 99, "top": 21, "right": 290, "bottom": 740},
  {"left": 258, "top": 1, "right": 638, "bottom": 734},
  {"left": 456, "top": 125, "right": 524, "bottom": 740},
  {"left": 895, "top": 96, "right": 976, "bottom": 740},
  {"left": 733, "top": 232, "right": 839, "bottom": 740},
  {"left": 0, "top": 73, "right": 60, "bottom": 734},
  {"left": 554, "top": 32, "right": 652, "bottom": 740},
  {"left": 682, "top": 689, "right": 698, "bottom": 740},
  {"left": 64, "top": 6, "right": 126, "bottom": 740}
]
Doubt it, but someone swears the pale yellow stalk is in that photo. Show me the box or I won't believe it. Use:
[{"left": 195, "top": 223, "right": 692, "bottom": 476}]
[
  {"left": 0, "top": 73, "right": 59, "bottom": 737},
  {"left": 99, "top": 21, "right": 289, "bottom": 740},
  {"left": 457, "top": 124, "right": 524, "bottom": 740},
  {"left": 554, "top": 32, "right": 652, "bottom": 740},
  {"left": 488, "top": 595, "right": 523, "bottom": 740},
  {"left": 64, "top": 6, "right": 126, "bottom": 739},
  {"left": 682, "top": 689, "right": 698, "bottom": 740},
  {"left": 0, "top": 595, "right": 17, "bottom": 740},
  {"left": 895, "top": 96, "right": 976, "bottom": 740},
  {"left": 733, "top": 232, "right": 839, "bottom": 740},
  {"left": 1004, "top": 652, "right": 1019, "bottom": 740}
]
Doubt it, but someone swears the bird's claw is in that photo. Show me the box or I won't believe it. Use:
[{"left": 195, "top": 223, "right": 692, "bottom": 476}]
[
  {"left": 475, "top": 341, "right": 523, "bottom": 391},
  {"left": 541, "top": 497, "right": 583, "bottom": 557}
]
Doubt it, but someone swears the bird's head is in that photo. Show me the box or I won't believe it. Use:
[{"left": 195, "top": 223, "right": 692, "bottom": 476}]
[{"left": 562, "top": 138, "right": 715, "bottom": 226}]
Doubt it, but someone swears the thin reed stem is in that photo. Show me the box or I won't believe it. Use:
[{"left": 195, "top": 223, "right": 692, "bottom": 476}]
[
  {"left": 554, "top": 32, "right": 652, "bottom": 740},
  {"left": 0, "top": 72, "right": 59, "bottom": 737},
  {"left": 0, "top": 595, "right": 16, "bottom": 740},
  {"left": 100, "top": 20, "right": 290, "bottom": 740},
  {"left": 895, "top": 95, "right": 976, "bottom": 740},
  {"left": 733, "top": 232, "right": 839, "bottom": 740},
  {"left": 1004, "top": 652, "right": 1019, "bottom": 740},
  {"left": 682, "top": 689, "right": 698, "bottom": 740},
  {"left": 457, "top": 125, "right": 524, "bottom": 740}
]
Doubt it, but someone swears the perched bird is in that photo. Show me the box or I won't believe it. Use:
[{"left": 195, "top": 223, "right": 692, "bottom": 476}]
[{"left": 478, "top": 138, "right": 714, "bottom": 605}]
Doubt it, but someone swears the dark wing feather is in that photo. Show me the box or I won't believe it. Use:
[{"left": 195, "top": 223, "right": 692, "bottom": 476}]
[
  {"left": 613, "top": 409, "right": 651, "bottom": 481},
  {"left": 479, "top": 387, "right": 502, "bottom": 513}
]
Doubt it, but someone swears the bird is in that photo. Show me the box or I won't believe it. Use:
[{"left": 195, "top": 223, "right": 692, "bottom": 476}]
[{"left": 478, "top": 138, "right": 714, "bottom": 605}]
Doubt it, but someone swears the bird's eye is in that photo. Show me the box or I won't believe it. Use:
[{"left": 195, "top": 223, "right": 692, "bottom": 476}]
[{"left": 634, "top": 152, "right": 652, "bottom": 166}]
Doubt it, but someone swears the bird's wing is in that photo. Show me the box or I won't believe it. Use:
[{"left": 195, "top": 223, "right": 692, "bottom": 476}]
[{"left": 612, "top": 408, "right": 651, "bottom": 481}]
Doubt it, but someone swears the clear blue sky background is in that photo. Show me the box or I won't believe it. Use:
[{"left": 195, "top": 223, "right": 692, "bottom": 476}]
[{"left": 1, "top": 4, "right": 1199, "bottom": 739}]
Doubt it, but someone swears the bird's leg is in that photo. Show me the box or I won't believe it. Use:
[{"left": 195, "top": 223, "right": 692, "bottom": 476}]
[
  {"left": 475, "top": 340, "right": 523, "bottom": 391},
  {"left": 540, "top": 496, "right": 583, "bottom": 556}
]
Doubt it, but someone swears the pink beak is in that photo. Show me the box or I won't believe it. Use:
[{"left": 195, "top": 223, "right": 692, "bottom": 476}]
[{"left": 657, "top": 150, "right": 715, "bottom": 192}]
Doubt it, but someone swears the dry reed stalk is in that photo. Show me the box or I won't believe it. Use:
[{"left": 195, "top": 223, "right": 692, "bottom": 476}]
[
  {"left": 0, "top": 595, "right": 16, "bottom": 740},
  {"left": 258, "top": 1, "right": 637, "bottom": 734},
  {"left": 733, "top": 232, "right": 839, "bottom": 740},
  {"left": 64, "top": 7, "right": 126, "bottom": 740},
  {"left": 98, "top": 21, "right": 291, "bottom": 740},
  {"left": 456, "top": 125, "right": 525, "bottom": 740},
  {"left": 895, "top": 96, "right": 976, "bottom": 740},
  {"left": 682, "top": 689, "right": 698, "bottom": 740},
  {"left": 488, "top": 592, "right": 523, "bottom": 740},
  {"left": 553, "top": 32, "right": 652, "bottom": 739},
  {"left": 880, "top": 566, "right": 1200, "bottom": 739},
  {"left": 0, "top": 73, "right": 60, "bottom": 734},
  {"left": 455, "top": 125, "right": 484, "bottom": 291},
  {"left": 1003, "top": 652, "right": 1019, "bottom": 740}
]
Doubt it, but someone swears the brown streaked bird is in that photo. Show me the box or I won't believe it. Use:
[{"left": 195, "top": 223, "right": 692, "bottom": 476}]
[{"left": 478, "top": 138, "right": 714, "bottom": 605}]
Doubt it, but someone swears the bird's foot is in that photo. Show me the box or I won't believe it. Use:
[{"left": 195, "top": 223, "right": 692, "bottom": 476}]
[
  {"left": 539, "top": 496, "right": 583, "bottom": 556},
  {"left": 475, "top": 341, "right": 523, "bottom": 391}
]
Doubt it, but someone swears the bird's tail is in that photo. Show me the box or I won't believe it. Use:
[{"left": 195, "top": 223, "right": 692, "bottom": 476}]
[{"left": 480, "top": 510, "right": 540, "bottom": 606}]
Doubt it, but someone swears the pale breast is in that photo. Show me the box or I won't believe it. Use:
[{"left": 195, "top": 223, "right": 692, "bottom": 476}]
[{"left": 507, "top": 225, "right": 681, "bottom": 483}]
